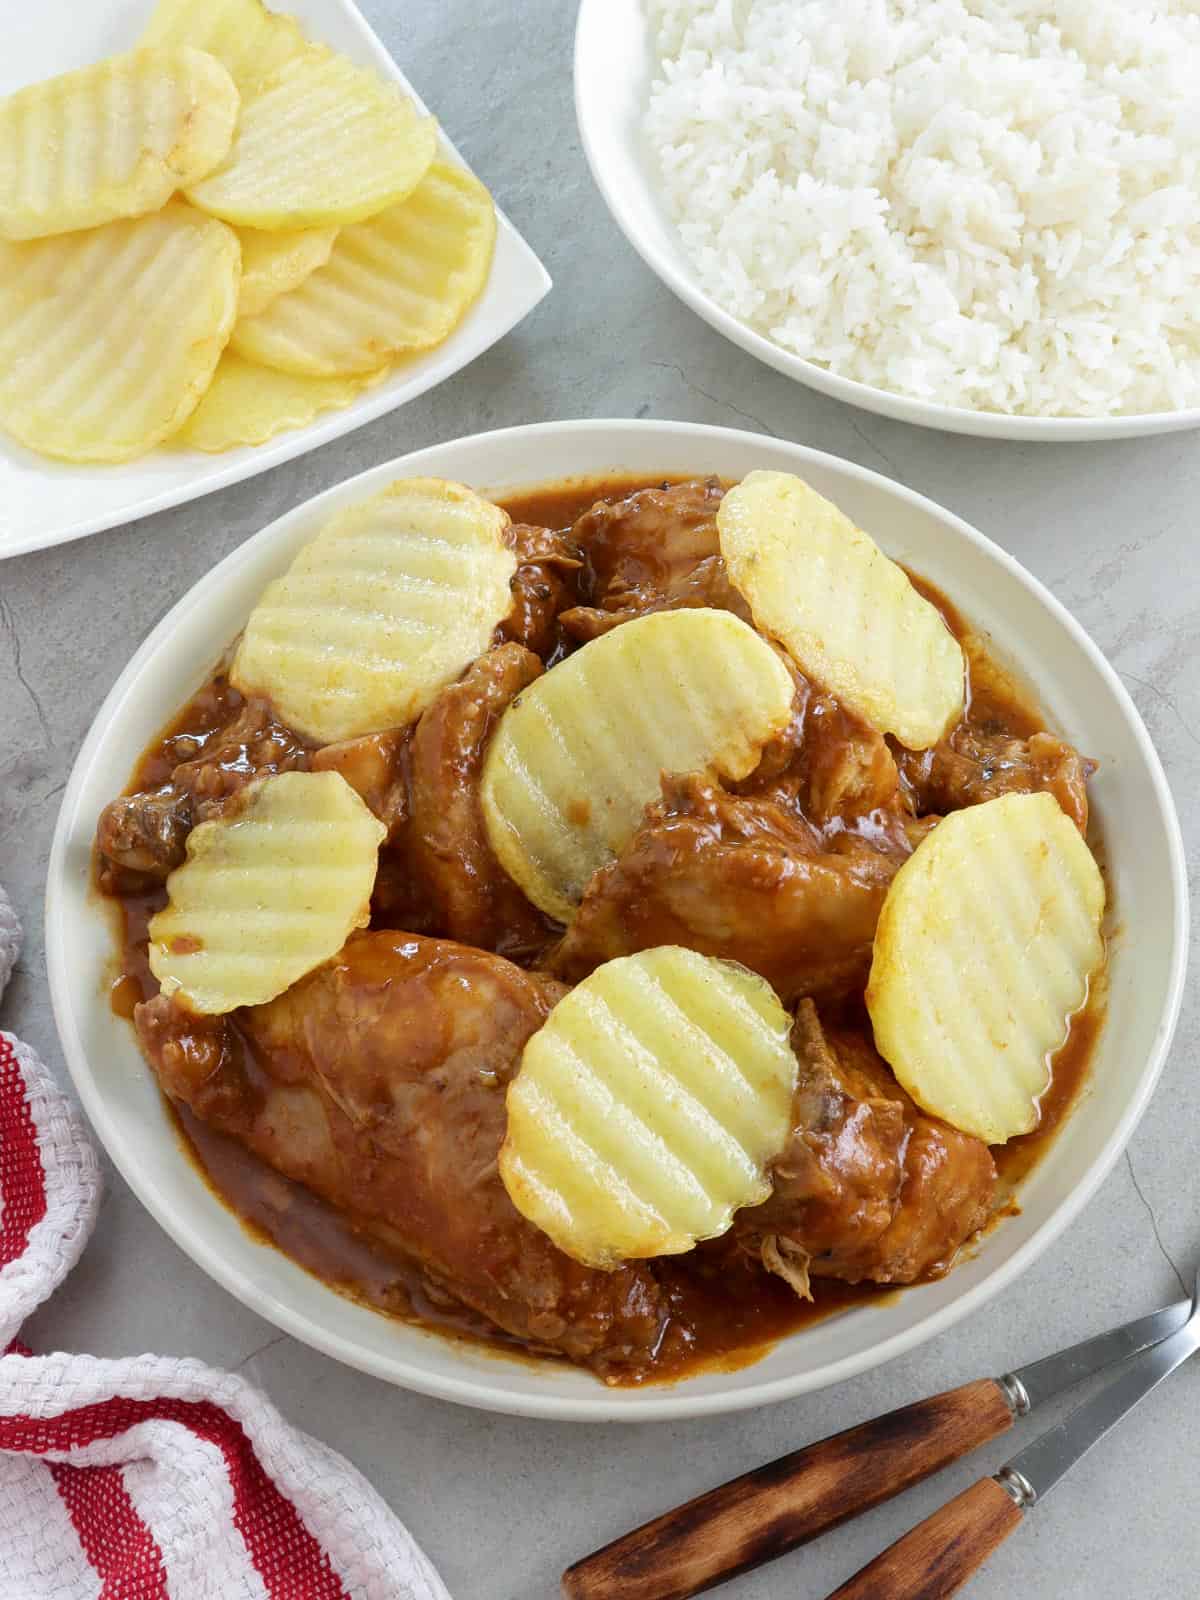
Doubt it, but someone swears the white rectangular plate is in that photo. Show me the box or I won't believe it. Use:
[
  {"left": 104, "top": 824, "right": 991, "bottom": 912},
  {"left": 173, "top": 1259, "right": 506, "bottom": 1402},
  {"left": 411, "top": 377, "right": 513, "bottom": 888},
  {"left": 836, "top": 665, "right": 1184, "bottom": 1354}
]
[{"left": 0, "top": 0, "right": 551, "bottom": 560}]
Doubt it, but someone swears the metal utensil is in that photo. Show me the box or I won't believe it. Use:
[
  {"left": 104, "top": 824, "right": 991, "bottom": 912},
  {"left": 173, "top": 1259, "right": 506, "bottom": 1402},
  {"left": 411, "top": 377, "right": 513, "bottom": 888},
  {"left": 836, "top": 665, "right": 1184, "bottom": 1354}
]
[
  {"left": 825, "top": 1263, "right": 1200, "bottom": 1599},
  {"left": 563, "top": 1294, "right": 1190, "bottom": 1600}
]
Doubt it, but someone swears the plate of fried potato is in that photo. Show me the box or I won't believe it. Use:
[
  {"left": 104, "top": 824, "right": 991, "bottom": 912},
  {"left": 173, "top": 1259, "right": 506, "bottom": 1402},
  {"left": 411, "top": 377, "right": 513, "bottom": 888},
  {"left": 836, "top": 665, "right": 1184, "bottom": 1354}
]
[
  {"left": 0, "top": 0, "right": 550, "bottom": 559},
  {"left": 46, "top": 418, "right": 1186, "bottom": 1420}
]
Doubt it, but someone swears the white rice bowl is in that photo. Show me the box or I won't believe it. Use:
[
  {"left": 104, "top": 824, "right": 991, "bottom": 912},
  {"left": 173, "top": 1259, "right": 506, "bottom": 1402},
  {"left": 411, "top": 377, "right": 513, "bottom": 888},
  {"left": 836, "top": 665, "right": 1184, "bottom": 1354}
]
[{"left": 645, "top": 0, "right": 1200, "bottom": 418}]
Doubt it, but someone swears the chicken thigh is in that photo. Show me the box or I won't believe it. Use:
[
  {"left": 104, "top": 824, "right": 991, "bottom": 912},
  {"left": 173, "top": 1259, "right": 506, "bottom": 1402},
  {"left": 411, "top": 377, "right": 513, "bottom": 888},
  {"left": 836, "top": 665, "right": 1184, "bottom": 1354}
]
[{"left": 137, "top": 933, "right": 669, "bottom": 1373}]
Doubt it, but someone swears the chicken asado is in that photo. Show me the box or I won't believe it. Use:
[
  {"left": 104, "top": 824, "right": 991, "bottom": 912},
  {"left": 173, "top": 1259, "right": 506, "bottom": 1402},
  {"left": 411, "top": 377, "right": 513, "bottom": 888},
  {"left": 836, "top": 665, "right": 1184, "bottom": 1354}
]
[{"left": 97, "top": 475, "right": 1098, "bottom": 1384}]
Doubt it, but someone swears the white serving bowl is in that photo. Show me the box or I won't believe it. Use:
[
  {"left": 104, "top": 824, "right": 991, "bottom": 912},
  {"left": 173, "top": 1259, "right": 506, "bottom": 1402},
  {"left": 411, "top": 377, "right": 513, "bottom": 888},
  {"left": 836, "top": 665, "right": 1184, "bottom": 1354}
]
[
  {"left": 47, "top": 419, "right": 1187, "bottom": 1421},
  {"left": 574, "top": 0, "right": 1200, "bottom": 443}
]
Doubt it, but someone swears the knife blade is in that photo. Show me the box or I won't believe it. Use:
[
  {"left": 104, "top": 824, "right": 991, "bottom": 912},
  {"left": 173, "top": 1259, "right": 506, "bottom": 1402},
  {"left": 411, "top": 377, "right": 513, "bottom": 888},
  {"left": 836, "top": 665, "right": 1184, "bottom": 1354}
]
[
  {"left": 1000, "top": 1295, "right": 1191, "bottom": 1415},
  {"left": 997, "top": 1302, "right": 1200, "bottom": 1507}
]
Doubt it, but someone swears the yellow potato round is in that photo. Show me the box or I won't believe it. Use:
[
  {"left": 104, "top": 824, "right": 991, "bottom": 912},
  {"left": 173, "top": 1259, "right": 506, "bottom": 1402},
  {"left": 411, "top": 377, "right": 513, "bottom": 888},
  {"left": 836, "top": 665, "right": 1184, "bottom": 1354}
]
[
  {"left": 0, "top": 202, "right": 239, "bottom": 463},
  {"left": 718, "top": 469, "right": 965, "bottom": 750},
  {"left": 231, "top": 478, "right": 517, "bottom": 743},
  {"left": 0, "top": 47, "right": 239, "bottom": 241},
  {"left": 175, "top": 351, "right": 387, "bottom": 451},
  {"left": 186, "top": 47, "right": 437, "bottom": 230},
  {"left": 237, "top": 225, "right": 339, "bottom": 317},
  {"left": 141, "top": 0, "right": 308, "bottom": 91},
  {"left": 500, "top": 947, "right": 799, "bottom": 1268},
  {"left": 867, "top": 791, "right": 1105, "bottom": 1144},
  {"left": 480, "top": 608, "right": 796, "bottom": 924},
  {"left": 231, "top": 163, "right": 495, "bottom": 377},
  {"left": 149, "top": 770, "right": 386, "bottom": 1015}
]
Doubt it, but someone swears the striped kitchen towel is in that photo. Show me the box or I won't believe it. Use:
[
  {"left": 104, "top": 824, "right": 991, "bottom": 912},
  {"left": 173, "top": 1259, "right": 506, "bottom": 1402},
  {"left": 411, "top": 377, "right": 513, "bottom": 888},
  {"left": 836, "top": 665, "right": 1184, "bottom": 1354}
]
[{"left": 0, "top": 882, "right": 450, "bottom": 1600}]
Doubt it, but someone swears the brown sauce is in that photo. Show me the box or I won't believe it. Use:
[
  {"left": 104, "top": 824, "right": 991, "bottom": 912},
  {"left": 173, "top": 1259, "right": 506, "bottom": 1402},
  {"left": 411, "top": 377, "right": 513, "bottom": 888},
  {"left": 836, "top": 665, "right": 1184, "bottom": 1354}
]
[
  {"left": 173, "top": 1100, "right": 887, "bottom": 1382},
  {"left": 101, "top": 472, "right": 1107, "bottom": 1385}
]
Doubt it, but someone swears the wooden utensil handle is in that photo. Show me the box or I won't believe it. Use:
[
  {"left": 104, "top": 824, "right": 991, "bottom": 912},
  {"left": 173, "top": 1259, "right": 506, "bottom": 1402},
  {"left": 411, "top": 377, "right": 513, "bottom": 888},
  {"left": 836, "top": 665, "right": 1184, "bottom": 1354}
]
[
  {"left": 561, "top": 1379, "right": 1015, "bottom": 1600},
  {"left": 824, "top": 1476, "right": 1025, "bottom": 1599}
]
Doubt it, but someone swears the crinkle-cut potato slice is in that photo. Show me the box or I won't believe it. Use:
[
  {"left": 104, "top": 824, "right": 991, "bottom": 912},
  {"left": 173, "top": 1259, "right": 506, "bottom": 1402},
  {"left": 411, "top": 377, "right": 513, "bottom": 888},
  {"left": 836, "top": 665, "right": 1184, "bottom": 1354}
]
[
  {"left": 231, "top": 478, "right": 517, "bottom": 744},
  {"left": 231, "top": 163, "right": 496, "bottom": 377},
  {"left": 141, "top": 0, "right": 307, "bottom": 91},
  {"left": 237, "top": 225, "right": 339, "bottom": 317},
  {"left": 867, "top": 791, "right": 1105, "bottom": 1145},
  {"left": 480, "top": 609, "right": 795, "bottom": 924},
  {"left": 718, "top": 469, "right": 965, "bottom": 751},
  {"left": 500, "top": 947, "right": 799, "bottom": 1269},
  {"left": 0, "top": 203, "right": 239, "bottom": 463},
  {"left": 0, "top": 47, "right": 239, "bottom": 241},
  {"left": 175, "top": 352, "right": 388, "bottom": 451},
  {"left": 186, "top": 48, "right": 437, "bottom": 229},
  {"left": 149, "top": 770, "right": 386, "bottom": 1015}
]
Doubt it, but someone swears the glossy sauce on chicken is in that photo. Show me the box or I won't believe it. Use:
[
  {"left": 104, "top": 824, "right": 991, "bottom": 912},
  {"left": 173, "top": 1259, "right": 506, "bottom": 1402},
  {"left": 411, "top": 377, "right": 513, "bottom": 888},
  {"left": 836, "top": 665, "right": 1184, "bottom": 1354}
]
[{"left": 98, "top": 474, "right": 1103, "bottom": 1385}]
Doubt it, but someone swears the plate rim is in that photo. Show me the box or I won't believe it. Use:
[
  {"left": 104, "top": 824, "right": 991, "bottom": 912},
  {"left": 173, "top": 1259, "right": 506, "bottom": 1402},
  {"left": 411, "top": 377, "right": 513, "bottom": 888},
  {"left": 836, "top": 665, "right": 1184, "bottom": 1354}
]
[
  {"left": 0, "top": 0, "right": 551, "bottom": 562},
  {"left": 46, "top": 417, "right": 1190, "bottom": 1421},
  {"left": 572, "top": 0, "right": 1200, "bottom": 443}
]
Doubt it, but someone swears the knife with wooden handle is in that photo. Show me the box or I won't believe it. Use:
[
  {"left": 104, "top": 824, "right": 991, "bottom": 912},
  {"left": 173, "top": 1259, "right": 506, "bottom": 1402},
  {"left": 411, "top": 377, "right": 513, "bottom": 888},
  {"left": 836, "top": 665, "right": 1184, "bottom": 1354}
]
[{"left": 561, "top": 1297, "right": 1189, "bottom": 1600}]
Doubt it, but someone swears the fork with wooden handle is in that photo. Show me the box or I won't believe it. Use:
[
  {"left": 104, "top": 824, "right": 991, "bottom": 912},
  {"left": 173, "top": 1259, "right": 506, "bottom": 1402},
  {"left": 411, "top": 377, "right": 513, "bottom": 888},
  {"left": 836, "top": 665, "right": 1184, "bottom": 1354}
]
[{"left": 562, "top": 1292, "right": 1192, "bottom": 1600}]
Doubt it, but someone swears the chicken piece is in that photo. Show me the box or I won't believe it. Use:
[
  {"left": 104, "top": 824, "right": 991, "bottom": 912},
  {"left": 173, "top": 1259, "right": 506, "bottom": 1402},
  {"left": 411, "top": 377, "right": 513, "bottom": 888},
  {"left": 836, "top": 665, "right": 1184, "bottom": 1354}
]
[
  {"left": 312, "top": 728, "right": 409, "bottom": 842},
  {"left": 306, "top": 646, "right": 554, "bottom": 953},
  {"left": 560, "top": 556, "right": 751, "bottom": 643},
  {"left": 551, "top": 774, "right": 911, "bottom": 1004},
  {"left": 559, "top": 477, "right": 752, "bottom": 642},
  {"left": 739, "top": 665, "right": 900, "bottom": 823},
  {"left": 406, "top": 643, "right": 554, "bottom": 959},
  {"left": 96, "top": 694, "right": 308, "bottom": 888},
  {"left": 172, "top": 700, "right": 309, "bottom": 819},
  {"left": 576, "top": 476, "right": 724, "bottom": 599},
  {"left": 733, "top": 1002, "right": 997, "bottom": 1289},
  {"left": 306, "top": 725, "right": 434, "bottom": 934},
  {"left": 494, "top": 523, "right": 583, "bottom": 660},
  {"left": 814, "top": 1021, "right": 998, "bottom": 1283},
  {"left": 725, "top": 1004, "right": 906, "bottom": 1294},
  {"left": 135, "top": 934, "right": 669, "bottom": 1373},
  {"left": 96, "top": 789, "right": 192, "bottom": 882},
  {"left": 897, "top": 727, "right": 1092, "bottom": 832}
]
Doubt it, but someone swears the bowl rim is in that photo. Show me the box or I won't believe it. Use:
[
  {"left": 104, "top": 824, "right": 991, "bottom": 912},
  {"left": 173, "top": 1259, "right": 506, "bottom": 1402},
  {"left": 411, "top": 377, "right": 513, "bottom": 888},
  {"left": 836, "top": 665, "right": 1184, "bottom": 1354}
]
[
  {"left": 572, "top": 0, "right": 1200, "bottom": 444},
  {"left": 46, "top": 418, "right": 1190, "bottom": 1421}
]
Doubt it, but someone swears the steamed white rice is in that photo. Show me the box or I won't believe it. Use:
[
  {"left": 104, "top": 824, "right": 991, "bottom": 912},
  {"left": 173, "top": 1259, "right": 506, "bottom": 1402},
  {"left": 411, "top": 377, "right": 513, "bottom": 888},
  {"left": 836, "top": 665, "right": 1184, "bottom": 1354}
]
[{"left": 645, "top": 0, "right": 1200, "bottom": 416}]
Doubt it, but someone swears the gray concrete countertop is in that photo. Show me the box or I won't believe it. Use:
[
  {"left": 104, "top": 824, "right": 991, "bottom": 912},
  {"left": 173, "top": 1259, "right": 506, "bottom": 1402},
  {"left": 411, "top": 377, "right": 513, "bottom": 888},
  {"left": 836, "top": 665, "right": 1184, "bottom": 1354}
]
[{"left": 2, "top": 2, "right": 1198, "bottom": 1595}]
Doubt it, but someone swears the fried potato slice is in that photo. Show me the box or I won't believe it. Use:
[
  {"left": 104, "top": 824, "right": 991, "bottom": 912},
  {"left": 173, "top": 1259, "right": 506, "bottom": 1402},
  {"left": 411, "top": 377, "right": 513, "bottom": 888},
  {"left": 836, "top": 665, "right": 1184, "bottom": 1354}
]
[
  {"left": 718, "top": 470, "right": 965, "bottom": 750},
  {"left": 141, "top": 0, "right": 308, "bottom": 91},
  {"left": 175, "top": 351, "right": 387, "bottom": 451},
  {"left": 237, "top": 225, "right": 338, "bottom": 317},
  {"left": 0, "top": 202, "right": 238, "bottom": 463},
  {"left": 867, "top": 791, "right": 1105, "bottom": 1144},
  {"left": 186, "top": 48, "right": 436, "bottom": 229},
  {"left": 231, "top": 163, "right": 495, "bottom": 377},
  {"left": 0, "top": 47, "right": 239, "bottom": 241},
  {"left": 149, "top": 771, "right": 385, "bottom": 1015},
  {"left": 231, "top": 478, "right": 516, "bottom": 743},
  {"left": 500, "top": 947, "right": 798, "bottom": 1268},
  {"left": 480, "top": 609, "right": 795, "bottom": 924}
]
